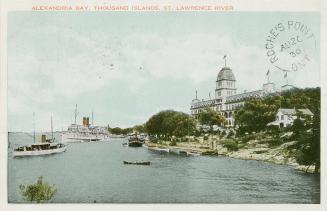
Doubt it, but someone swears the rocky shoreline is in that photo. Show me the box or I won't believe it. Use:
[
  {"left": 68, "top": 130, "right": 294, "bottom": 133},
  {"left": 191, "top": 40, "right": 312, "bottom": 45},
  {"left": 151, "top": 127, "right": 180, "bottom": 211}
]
[{"left": 145, "top": 134, "right": 318, "bottom": 173}]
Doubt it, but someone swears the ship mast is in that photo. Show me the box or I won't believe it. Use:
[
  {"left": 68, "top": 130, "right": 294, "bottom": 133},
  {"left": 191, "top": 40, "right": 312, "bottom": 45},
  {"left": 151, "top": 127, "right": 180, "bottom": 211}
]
[
  {"left": 92, "top": 111, "right": 94, "bottom": 126},
  {"left": 33, "top": 112, "right": 35, "bottom": 144},
  {"left": 51, "top": 115, "right": 54, "bottom": 140},
  {"left": 74, "top": 104, "right": 78, "bottom": 124}
]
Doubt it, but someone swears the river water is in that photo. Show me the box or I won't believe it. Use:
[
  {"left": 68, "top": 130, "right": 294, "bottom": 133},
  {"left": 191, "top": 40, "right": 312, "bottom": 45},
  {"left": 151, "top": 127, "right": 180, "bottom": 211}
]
[{"left": 8, "top": 132, "right": 320, "bottom": 203}]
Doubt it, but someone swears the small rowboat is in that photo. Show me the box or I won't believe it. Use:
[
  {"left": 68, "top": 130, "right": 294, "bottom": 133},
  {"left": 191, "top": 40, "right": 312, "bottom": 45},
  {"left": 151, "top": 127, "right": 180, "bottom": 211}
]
[{"left": 123, "top": 161, "right": 150, "bottom": 165}]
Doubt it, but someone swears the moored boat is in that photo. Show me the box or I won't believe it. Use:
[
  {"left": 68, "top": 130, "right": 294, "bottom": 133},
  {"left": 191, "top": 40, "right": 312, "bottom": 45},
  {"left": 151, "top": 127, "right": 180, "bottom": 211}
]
[
  {"left": 61, "top": 105, "right": 110, "bottom": 143},
  {"left": 13, "top": 114, "right": 66, "bottom": 157},
  {"left": 125, "top": 135, "right": 143, "bottom": 147},
  {"left": 13, "top": 143, "right": 66, "bottom": 157},
  {"left": 128, "top": 141, "right": 143, "bottom": 147}
]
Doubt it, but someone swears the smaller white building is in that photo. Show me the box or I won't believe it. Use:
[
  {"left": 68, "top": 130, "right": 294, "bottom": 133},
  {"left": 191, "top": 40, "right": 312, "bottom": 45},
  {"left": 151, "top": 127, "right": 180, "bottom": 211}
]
[{"left": 267, "top": 108, "right": 313, "bottom": 128}]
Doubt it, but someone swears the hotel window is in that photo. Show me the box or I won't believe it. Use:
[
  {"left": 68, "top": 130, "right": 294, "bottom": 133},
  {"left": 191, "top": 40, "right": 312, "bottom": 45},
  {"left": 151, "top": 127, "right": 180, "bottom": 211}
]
[{"left": 281, "top": 115, "right": 284, "bottom": 120}]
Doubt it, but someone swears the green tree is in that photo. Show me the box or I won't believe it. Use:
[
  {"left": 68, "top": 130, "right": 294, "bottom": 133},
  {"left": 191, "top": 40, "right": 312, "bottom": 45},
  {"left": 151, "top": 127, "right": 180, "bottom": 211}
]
[
  {"left": 234, "top": 87, "right": 320, "bottom": 134},
  {"left": 133, "top": 124, "right": 146, "bottom": 133},
  {"left": 198, "top": 108, "right": 226, "bottom": 130},
  {"left": 145, "top": 110, "right": 195, "bottom": 139},
  {"left": 145, "top": 111, "right": 165, "bottom": 137},
  {"left": 173, "top": 113, "right": 196, "bottom": 137},
  {"left": 291, "top": 109, "right": 320, "bottom": 173},
  {"left": 108, "top": 127, "right": 133, "bottom": 135},
  {"left": 108, "top": 127, "right": 124, "bottom": 135},
  {"left": 19, "top": 176, "right": 57, "bottom": 203},
  {"left": 235, "top": 99, "right": 278, "bottom": 134}
]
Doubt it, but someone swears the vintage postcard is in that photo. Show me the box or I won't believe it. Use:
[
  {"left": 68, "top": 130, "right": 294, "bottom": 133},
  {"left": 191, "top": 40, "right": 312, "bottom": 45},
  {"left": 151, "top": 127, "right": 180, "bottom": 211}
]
[{"left": 0, "top": 0, "right": 326, "bottom": 210}]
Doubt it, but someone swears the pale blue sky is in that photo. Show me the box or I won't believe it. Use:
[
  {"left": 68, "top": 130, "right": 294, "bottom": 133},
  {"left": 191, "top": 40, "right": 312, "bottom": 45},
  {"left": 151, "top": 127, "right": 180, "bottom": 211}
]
[{"left": 8, "top": 12, "right": 320, "bottom": 132}]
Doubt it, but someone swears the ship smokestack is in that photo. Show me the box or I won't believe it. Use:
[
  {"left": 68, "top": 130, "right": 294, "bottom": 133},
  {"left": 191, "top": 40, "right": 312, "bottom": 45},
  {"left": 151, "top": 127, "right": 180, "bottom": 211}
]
[
  {"left": 41, "top": 134, "right": 46, "bottom": 143},
  {"left": 82, "top": 117, "right": 90, "bottom": 127}
]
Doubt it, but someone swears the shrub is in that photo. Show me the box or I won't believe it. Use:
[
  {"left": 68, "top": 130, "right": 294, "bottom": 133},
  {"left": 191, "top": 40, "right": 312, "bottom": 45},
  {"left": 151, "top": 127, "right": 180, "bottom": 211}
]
[
  {"left": 201, "top": 150, "right": 218, "bottom": 156},
  {"left": 267, "top": 138, "right": 283, "bottom": 147},
  {"left": 221, "top": 139, "right": 239, "bottom": 151},
  {"left": 266, "top": 125, "right": 279, "bottom": 135},
  {"left": 219, "top": 130, "right": 226, "bottom": 138},
  {"left": 226, "top": 130, "right": 235, "bottom": 138},
  {"left": 19, "top": 176, "right": 57, "bottom": 203},
  {"left": 239, "top": 134, "right": 256, "bottom": 143},
  {"left": 169, "top": 140, "right": 177, "bottom": 146},
  {"left": 194, "top": 130, "right": 201, "bottom": 137}
]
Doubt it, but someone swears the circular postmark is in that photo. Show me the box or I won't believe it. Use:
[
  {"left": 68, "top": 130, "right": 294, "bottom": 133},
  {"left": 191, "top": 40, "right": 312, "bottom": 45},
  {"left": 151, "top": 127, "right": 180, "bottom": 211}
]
[{"left": 265, "top": 21, "right": 317, "bottom": 73}]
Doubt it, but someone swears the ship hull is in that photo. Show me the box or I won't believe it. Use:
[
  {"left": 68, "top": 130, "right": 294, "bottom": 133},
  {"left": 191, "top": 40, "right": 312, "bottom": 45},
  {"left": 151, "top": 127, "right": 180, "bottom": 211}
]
[
  {"left": 13, "top": 146, "right": 66, "bottom": 157},
  {"left": 60, "top": 133, "right": 109, "bottom": 143}
]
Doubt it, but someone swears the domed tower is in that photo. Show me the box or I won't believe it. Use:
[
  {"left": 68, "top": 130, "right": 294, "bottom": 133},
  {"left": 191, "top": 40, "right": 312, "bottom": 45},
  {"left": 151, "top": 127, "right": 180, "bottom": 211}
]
[{"left": 215, "top": 66, "right": 237, "bottom": 107}]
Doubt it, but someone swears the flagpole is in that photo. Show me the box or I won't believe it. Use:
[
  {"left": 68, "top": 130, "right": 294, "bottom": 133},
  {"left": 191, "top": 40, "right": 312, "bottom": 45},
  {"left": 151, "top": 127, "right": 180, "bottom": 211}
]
[
  {"left": 266, "top": 69, "right": 270, "bottom": 83},
  {"left": 223, "top": 55, "right": 227, "bottom": 67},
  {"left": 284, "top": 71, "right": 288, "bottom": 85}
]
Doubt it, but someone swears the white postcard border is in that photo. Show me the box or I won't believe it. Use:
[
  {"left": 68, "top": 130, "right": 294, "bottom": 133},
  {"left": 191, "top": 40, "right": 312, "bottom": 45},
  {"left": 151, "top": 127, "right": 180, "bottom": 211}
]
[{"left": 0, "top": 0, "right": 326, "bottom": 211}]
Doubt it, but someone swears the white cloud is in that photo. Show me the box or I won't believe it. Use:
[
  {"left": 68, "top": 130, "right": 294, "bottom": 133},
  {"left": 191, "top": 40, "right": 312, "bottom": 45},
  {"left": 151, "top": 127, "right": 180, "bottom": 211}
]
[{"left": 8, "top": 21, "right": 320, "bottom": 131}]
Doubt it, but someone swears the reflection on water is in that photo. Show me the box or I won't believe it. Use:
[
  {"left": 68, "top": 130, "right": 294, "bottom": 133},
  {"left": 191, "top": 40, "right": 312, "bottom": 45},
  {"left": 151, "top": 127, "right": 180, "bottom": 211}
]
[{"left": 8, "top": 132, "right": 320, "bottom": 203}]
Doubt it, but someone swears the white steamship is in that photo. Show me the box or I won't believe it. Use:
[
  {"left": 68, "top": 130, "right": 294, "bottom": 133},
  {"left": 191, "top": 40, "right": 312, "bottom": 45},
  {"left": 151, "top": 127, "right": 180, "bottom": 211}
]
[{"left": 60, "top": 105, "right": 110, "bottom": 143}]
